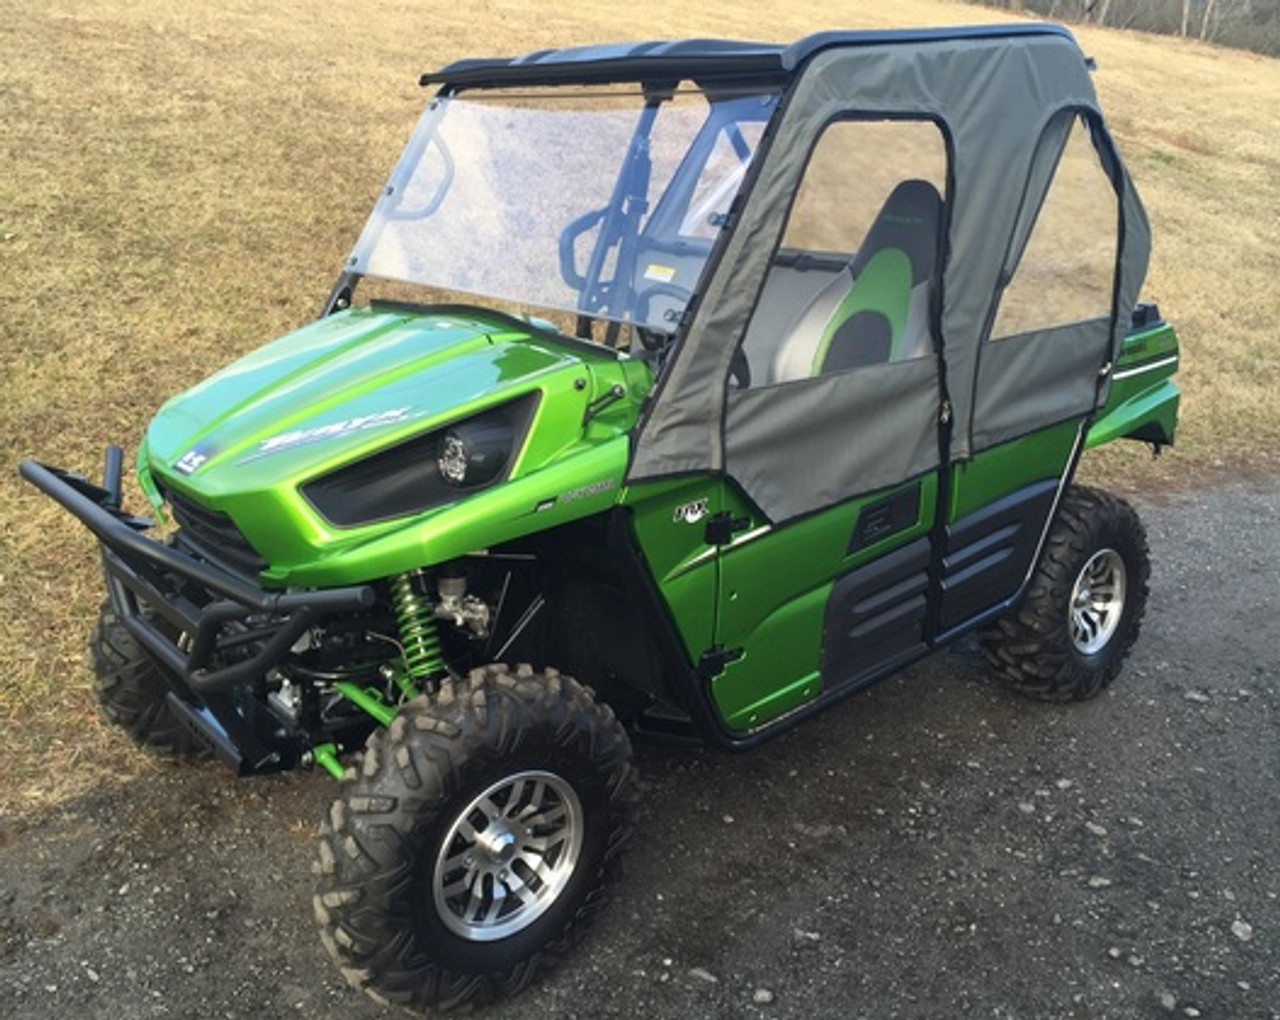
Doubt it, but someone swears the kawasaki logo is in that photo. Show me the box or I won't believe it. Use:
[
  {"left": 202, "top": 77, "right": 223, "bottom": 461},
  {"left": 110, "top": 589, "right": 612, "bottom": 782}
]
[{"left": 174, "top": 444, "right": 215, "bottom": 475}]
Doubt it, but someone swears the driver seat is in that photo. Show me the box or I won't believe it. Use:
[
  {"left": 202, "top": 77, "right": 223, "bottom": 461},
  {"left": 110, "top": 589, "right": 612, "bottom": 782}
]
[{"left": 770, "top": 179, "right": 943, "bottom": 383}]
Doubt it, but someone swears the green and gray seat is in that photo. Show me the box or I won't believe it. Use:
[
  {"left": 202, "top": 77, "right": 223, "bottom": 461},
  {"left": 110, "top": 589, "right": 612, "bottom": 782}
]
[{"left": 770, "top": 178, "right": 943, "bottom": 383}]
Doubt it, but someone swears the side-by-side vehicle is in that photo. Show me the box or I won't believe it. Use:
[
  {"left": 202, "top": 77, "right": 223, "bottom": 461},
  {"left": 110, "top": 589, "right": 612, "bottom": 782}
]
[{"left": 22, "top": 24, "right": 1179, "bottom": 1011}]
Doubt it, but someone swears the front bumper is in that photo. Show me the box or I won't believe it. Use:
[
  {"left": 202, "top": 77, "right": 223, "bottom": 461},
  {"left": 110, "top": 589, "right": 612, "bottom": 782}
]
[{"left": 21, "top": 449, "right": 376, "bottom": 694}]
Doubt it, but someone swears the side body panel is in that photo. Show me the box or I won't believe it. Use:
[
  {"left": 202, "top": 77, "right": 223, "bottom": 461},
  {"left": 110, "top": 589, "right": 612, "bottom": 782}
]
[
  {"left": 699, "top": 420, "right": 1085, "bottom": 738},
  {"left": 1087, "top": 319, "right": 1180, "bottom": 449},
  {"left": 621, "top": 477, "right": 726, "bottom": 664},
  {"left": 711, "top": 476, "right": 938, "bottom": 731}
]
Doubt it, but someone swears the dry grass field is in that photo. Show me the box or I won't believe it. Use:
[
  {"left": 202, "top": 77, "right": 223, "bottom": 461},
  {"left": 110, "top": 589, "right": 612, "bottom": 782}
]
[{"left": 2, "top": 0, "right": 1278, "bottom": 812}]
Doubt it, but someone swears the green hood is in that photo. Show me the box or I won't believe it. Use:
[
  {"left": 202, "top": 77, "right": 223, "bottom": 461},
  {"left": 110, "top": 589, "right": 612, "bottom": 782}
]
[
  {"left": 145, "top": 306, "right": 601, "bottom": 498},
  {"left": 135, "top": 304, "right": 651, "bottom": 582}
]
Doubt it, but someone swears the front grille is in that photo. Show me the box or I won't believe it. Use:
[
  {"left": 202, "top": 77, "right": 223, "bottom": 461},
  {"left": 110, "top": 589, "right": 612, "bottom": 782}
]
[{"left": 164, "top": 488, "right": 267, "bottom": 579}]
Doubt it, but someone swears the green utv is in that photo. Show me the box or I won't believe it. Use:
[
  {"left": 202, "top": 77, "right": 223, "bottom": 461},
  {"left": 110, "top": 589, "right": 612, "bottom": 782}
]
[{"left": 23, "top": 24, "right": 1178, "bottom": 1012}]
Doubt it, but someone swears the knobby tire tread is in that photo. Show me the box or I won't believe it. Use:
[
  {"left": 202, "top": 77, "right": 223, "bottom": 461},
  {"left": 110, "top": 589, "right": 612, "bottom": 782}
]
[
  {"left": 90, "top": 605, "right": 207, "bottom": 758},
  {"left": 314, "top": 664, "right": 637, "bottom": 1013},
  {"left": 979, "top": 485, "right": 1150, "bottom": 702}
]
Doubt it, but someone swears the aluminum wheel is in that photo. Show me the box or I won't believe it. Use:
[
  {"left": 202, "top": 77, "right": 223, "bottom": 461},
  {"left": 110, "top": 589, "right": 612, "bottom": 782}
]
[
  {"left": 432, "top": 769, "right": 583, "bottom": 941},
  {"left": 1070, "top": 548, "right": 1127, "bottom": 655}
]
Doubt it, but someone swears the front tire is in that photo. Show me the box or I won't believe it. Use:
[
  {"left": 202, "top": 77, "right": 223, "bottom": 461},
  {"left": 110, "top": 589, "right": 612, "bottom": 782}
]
[
  {"left": 314, "top": 664, "right": 637, "bottom": 1012},
  {"left": 980, "top": 485, "right": 1150, "bottom": 701},
  {"left": 90, "top": 603, "right": 207, "bottom": 758}
]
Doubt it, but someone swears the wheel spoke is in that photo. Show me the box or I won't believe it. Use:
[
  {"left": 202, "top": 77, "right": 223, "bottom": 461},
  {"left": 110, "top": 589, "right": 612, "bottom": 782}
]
[
  {"left": 432, "top": 768, "right": 585, "bottom": 941},
  {"left": 528, "top": 855, "right": 559, "bottom": 888},
  {"left": 503, "top": 777, "right": 530, "bottom": 815},
  {"left": 509, "top": 776, "right": 542, "bottom": 812},
  {"left": 504, "top": 872, "right": 535, "bottom": 905},
  {"left": 514, "top": 851, "right": 555, "bottom": 888},
  {"left": 464, "top": 884, "right": 489, "bottom": 924},
  {"left": 441, "top": 873, "right": 473, "bottom": 899},
  {"left": 1069, "top": 548, "right": 1127, "bottom": 656},
  {"left": 525, "top": 803, "right": 567, "bottom": 830},
  {"left": 483, "top": 889, "right": 507, "bottom": 922}
]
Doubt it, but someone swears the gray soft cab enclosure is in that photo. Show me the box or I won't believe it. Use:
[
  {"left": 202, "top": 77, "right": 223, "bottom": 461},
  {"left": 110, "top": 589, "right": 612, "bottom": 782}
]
[{"left": 617, "top": 25, "right": 1150, "bottom": 522}]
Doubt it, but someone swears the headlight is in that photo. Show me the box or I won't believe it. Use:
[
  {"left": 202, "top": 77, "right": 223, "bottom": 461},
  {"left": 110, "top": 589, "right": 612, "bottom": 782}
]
[
  {"left": 301, "top": 394, "right": 537, "bottom": 527},
  {"left": 437, "top": 416, "right": 513, "bottom": 488}
]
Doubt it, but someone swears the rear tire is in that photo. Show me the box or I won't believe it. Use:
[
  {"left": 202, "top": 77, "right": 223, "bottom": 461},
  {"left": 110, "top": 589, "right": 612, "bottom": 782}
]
[
  {"left": 90, "top": 603, "right": 207, "bottom": 758},
  {"left": 314, "top": 664, "right": 637, "bottom": 1012},
  {"left": 980, "top": 485, "right": 1150, "bottom": 701}
]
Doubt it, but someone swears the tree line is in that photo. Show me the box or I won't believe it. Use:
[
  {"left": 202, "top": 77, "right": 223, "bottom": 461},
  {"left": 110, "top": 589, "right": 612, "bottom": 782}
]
[{"left": 977, "top": 0, "right": 1280, "bottom": 55}]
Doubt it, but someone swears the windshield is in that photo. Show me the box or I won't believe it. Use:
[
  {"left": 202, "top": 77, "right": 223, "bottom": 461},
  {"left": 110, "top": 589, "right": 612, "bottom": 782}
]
[{"left": 349, "top": 84, "right": 778, "bottom": 333}]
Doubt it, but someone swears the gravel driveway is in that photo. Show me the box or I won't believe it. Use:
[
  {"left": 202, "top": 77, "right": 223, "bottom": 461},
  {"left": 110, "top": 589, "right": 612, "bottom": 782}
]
[{"left": 2, "top": 474, "right": 1276, "bottom": 1020}]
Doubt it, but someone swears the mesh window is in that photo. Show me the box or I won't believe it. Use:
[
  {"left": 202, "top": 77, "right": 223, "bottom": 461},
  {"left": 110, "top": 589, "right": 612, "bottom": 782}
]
[
  {"left": 742, "top": 119, "right": 948, "bottom": 386},
  {"left": 991, "top": 115, "right": 1119, "bottom": 340},
  {"left": 782, "top": 120, "right": 947, "bottom": 256}
]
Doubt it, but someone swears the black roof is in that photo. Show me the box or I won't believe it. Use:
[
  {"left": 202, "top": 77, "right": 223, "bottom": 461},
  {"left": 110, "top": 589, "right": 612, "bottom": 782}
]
[{"left": 420, "top": 23, "right": 1076, "bottom": 90}]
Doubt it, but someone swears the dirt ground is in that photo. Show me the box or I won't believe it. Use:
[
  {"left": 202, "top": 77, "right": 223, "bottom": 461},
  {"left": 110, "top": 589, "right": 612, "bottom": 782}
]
[{"left": 1, "top": 473, "right": 1277, "bottom": 1020}]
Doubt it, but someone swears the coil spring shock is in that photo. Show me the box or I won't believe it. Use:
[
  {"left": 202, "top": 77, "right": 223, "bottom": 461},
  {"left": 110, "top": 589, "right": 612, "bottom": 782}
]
[{"left": 390, "top": 571, "right": 445, "bottom": 686}]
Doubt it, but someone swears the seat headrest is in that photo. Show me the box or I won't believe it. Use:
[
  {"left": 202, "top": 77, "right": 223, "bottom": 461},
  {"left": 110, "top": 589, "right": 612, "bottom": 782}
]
[{"left": 848, "top": 179, "right": 943, "bottom": 286}]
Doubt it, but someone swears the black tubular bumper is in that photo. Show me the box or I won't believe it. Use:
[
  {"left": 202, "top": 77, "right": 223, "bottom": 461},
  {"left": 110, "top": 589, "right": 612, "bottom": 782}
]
[{"left": 20, "top": 449, "right": 377, "bottom": 695}]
